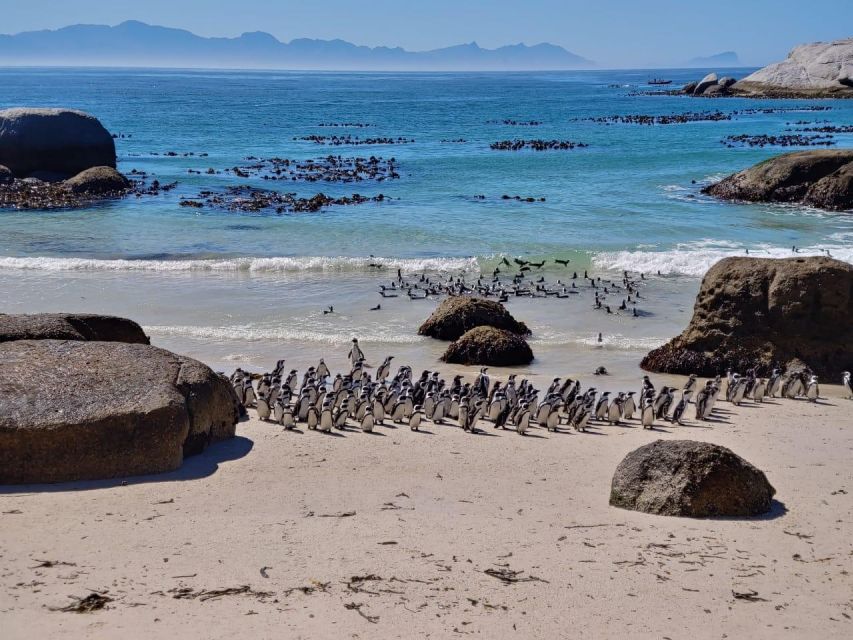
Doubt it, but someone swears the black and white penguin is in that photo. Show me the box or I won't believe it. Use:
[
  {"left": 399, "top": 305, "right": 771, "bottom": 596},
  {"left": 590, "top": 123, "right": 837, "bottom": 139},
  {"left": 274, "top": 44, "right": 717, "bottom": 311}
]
[
  {"left": 279, "top": 403, "right": 295, "bottom": 430},
  {"left": 319, "top": 402, "right": 334, "bottom": 432},
  {"left": 360, "top": 407, "right": 375, "bottom": 433},
  {"left": 306, "top": 405, "right": 320, "bottom": 431},
  {"left": 256, "top": 395, "right": 271, "bottom": 421},
  {"left": 843, "top": 371, "right": 853, "bottom": 399},
  {"left": 348, "top": 338, "right": 365, "bottom": 368},
  {"left": 641, "top": 398, "right": 655, "bottom": 429},
  {"left": 752, "top": 379, "right": 767, "bottom": 403},
  {"left": 607, "top": 392, "right": 624, "bottom": 425},
  {"left": 515, "top": 403, "right": 531, "bottom": 435},
  {"left": 409, "top": 405, "right": 424, "bottom": 431},
  {"left": 316, "top": 358, "right": 330, "bottom": 381},
  {"left": 595, "top": 392, "right": 610, "bottom": 421},
  {"left": 376, "top": 356, "right": 393, "bottom": 382},
  {"left": 806, "top": 375, "right": 819, "bottom": 402},
  {"left": 622, "top": 391, "right": 637, "bottom": 420}
]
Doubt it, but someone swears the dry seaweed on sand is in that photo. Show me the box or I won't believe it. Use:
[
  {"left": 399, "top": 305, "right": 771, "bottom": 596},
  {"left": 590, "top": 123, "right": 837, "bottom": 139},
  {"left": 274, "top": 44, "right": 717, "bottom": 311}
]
[
  {"left": 483, "top": 567, "right": 549, "bottom": 584},
  {"left": 169, "top": 585, "right": 273, "bottom": 602},
  {"left": 344, "top": 601, "right": 379, "bottom": 623},
  {"left": 53, "top": 592, "right": 113, "bottom": 613}
]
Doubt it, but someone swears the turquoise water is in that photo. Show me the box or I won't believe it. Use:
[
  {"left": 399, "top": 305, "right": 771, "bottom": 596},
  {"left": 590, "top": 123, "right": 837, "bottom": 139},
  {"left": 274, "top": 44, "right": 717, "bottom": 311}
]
[{"left": 0, "top": 68, "right": 851, "bottom": 379}]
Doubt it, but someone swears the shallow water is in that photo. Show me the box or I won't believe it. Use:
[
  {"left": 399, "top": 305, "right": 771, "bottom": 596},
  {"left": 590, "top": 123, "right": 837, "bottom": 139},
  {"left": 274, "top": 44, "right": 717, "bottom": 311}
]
[{"left": 1, "top": 68, "right": 851, "bottom": 385}]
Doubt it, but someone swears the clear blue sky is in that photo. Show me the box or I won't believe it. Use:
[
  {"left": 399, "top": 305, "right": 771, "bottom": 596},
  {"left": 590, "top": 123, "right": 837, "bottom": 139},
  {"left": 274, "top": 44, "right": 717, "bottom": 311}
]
[{"left": 2, "top": 0, "right": 850, "bottom": 67}]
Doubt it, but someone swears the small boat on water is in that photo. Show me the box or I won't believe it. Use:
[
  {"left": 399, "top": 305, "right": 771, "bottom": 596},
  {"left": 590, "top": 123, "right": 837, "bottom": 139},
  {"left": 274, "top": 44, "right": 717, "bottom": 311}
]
[{"left": 648, "top": 78, "right": 673, "bottom": 85}]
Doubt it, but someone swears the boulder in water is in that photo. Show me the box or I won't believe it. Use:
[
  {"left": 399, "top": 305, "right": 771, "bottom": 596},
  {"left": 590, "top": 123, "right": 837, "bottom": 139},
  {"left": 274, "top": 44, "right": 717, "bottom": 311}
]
[
  {"left": 441, "top": 325, "right": 534, "bottom": 366},
  {"left": 418, "top": 296, "right": 529, "bottom": 341},
  {"left": 610, "top": 440, "right": 775, "bottom": 518},
  {"left": 64, "top": 166, "right": 131, "bottom": 195},
  {"left": 703, "top": 149, "right": 853, "bottom": 211},
  {"left": 0, "top": 108, "right": 116, "bottom": 179},
  {"left": 641, "top": 256, "right": 853, "bottom": 377},
  {"left": 0, "top": 340, "right": 239, "bottom": 484},
  {"left": 693, "top": 72, "right": 718, "bottom": 95}
]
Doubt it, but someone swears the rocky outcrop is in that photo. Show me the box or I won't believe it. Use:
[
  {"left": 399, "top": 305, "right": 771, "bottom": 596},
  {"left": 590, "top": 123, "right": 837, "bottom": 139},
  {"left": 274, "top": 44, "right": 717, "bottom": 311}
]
[
  {"left": 441, "top": 326, "right": 534, "bottom": 366},
  {"left": 703, "top": 150, "right": 853, "bottom": 211},
  {"left": 0, "top": 108, "right": 116, "bottom": 179},
  {"left": 610, "top": 440, "right": 775, "bottom": 518},
  {"left": 64, "top": 166, "right": 131, "bottom": 195},
  {"left": 0, "top": 313, "right": 149, "bottom": 344},
  {"left": 641, "top": 257, "right": 853, "bottom": 377},
  {"left": 682, "top": 72, "right": 739, "bottom": 96},
  {"left": 419, "top": 297, "right": 529, "bottom": 341},
  {"left": 0, "top": 340, "right": 239, "bottom": 484},
  {"left": 732, "top": 38, "right": 853, "bottom": 98}
]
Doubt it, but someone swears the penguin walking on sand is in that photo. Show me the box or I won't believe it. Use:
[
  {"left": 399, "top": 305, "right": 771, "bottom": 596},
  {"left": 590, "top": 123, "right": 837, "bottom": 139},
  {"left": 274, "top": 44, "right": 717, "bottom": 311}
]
[
  {"left": 806, "top": 375, "right": 820, "bottom": 402},
  {"left": 607, "top": 393, "right": 624, "bottom": 425},
  {"left": 409, "top": 405, "right": 424, "bottom": 431},
  {"left": 360, "top": 407, "right": 375, "bottom": 433},
  {"left": 641, "top": 398, "right": 655, "bottom": 429},
  {"left": 752, "top": 379, "right": 767, "bottom": 403},
  {"left": 842, "top": 371, "right": 852, "bottom": 399},
  {"left": 515, "top": 403, "right": 531, "bottom": 435},
  {"left": 376, "top": 356, "right": 393, "bottom": 382},
  {"left": 670, "top": 391, "right": 688, "bottom": 425},
  {"left": 348, "top": 338, "right": 365, "bottom": 368},
  {"left": 278, "top": 402, "right": 296, "bottom": 430},
  {"left": 622, "top": 391, "right": 637, "bottom": 420}
]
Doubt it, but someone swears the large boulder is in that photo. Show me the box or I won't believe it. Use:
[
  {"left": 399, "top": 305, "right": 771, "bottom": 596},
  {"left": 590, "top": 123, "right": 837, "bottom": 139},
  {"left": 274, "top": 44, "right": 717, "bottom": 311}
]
[
  {"left": 703, "top": 150, "right": 853, "bottom": 211},
  {"left": 64, "top": 166, "right": 130, "bottom": 195},
  {"left": 641, "top": 257, "right": 853, "bottom": 377},
  {"left": 733, "top": 38, "right": 853, "bottom": 97},
  {"left": 441, "top": 326, "right": 534, "bottom": 366},
  {"left": 419, "top": 296, "right": 529, "bottom": 341},
  {"left": 0, "top": 108, "right": 116, "bottom": 179},
  {"left": 0, "top": 340, "right": 239, "bottom": 484},
  {"left": 802, "top": 161, "right": 853, "bottom": 211},
  {"left": 693, "top": 72, "right": 718, "bottom": 95},
  {"left": 0, "top": 313, "right": 149, "bottom": 344},
  {"left": 610, "top": 440, "right": 775, "bottom": 518}
]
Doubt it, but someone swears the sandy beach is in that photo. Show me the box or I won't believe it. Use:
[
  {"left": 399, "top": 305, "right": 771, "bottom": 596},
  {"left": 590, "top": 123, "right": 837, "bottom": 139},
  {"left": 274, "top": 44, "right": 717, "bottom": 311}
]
[{"left": 2, "top": 372, "right": 850, "bottom": 639}]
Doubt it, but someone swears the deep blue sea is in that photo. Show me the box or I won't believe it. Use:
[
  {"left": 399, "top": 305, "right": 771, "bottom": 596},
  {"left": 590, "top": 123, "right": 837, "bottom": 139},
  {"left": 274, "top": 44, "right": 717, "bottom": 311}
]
[{"left": 1, "top": 67, "right": 851, "bottom": 378}]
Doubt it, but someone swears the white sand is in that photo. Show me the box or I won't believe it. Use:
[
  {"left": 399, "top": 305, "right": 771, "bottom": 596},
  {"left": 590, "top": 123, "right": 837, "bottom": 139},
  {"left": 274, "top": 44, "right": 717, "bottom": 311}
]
[{"left": 1, "top": 381, "right": 851, "bottom": 639}]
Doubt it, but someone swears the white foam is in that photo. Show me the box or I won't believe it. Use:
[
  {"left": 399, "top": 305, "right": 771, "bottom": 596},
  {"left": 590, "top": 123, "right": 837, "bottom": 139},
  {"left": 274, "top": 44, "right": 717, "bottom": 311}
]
[
  {"left": 0, "top": 255, "right": 480, "bottom": 274},
  {"left": 593, "top": 241, "right": 853, "bottom": 277},
  {"left": 531, "top": 331, "right": 667, "bottom": 350},
  {"left": 144, "top": 324, "right": 428, "bottom": 345}
]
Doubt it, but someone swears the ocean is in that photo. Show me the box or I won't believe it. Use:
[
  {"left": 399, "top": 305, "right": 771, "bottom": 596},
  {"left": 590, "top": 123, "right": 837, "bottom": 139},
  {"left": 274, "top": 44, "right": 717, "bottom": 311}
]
[{"left": 1, "top": 67, "right": 852, "bottom": 384}]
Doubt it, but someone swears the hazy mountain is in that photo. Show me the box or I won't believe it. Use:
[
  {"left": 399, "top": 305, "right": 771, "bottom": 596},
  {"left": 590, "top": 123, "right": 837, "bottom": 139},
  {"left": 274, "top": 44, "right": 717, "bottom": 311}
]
[
  {"left": 686, "top": 51, "right": 741, "bottom": 67},
  {"left": 0, "top": 21, "right": 594, "bottom": 70}
]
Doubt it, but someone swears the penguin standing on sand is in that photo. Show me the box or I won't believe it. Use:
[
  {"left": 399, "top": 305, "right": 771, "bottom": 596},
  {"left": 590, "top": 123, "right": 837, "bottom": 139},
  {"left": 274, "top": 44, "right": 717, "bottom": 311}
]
[
  {"left": 348, "top": 338, "right": 365, "bottom": 368},
  {"left": 360, "top": 407, "right": 375, "bottom": 433},
  {"left": 806, "top": 375, "right": 820, "bottom": 402},
  {"left": 842, "top": 371, "right": 852, "bottom": 399},
  {"left": 641, "top": 398, "right": 655, "bottom": 429},
  {"left": 409, "top": 405, "right": 424, "bottom": 431},
  {"left": 622, "top": 391, "right": 637, "bottom": 420}
]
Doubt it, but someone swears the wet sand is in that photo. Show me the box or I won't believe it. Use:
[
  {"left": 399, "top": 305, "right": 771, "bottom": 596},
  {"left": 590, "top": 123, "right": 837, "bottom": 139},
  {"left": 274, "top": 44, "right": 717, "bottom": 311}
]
[{"left": 1, "top": 375, "right": 851, "bottom": 639}]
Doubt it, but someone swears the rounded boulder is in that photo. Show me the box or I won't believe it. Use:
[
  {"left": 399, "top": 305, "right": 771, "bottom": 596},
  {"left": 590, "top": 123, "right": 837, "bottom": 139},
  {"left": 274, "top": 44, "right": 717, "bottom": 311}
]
[
  {"left": 0, "top": 340, "right": 240, "bottom": 484},
  {"left": 610, "top": 440, "right": 775, "bottom": 518},
  {"left": 441, "top": 325, "right": 534, "bottom": 366},
  {"left": 419, "top": 296, "right": 529, "bottom": 341},
  {"left": 0, "top": 313, "right": 149, "bottom": 344},
  {"left": 64, "top": 166, "right": 131, "bottom": 195},
  {"left": 0, "top": 108, "right": 116, "bottom": 178}
]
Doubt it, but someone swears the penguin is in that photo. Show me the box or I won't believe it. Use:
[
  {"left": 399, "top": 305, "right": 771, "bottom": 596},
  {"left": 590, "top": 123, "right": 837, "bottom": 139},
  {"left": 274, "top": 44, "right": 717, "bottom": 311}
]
[
  {"left": 573, "top": 407, "right": 591, "bottom": 432},
  {"left": 595, "top": 392, "right": 610, "bottom": 421},
  {"left": 306, "top": 405, "right": 320, "bottom": 431},
  {"left": 376, "top": 356, "right": 393, "bottom": 382},
  {"left": 256, "top": 395, "right": 271, "bottom": 421},
  {"left": 432, "top": 395, "right": 446, "bottom": 424},
  {"left": 695, "top": 387, "right": 709, "bottom": 420},
  {"left": 607, "top": 393, "right": 623, "bottom": 425},
  {"left": 348, "top": 338, "right": 365, "bottom": 368},
  {"left": 316, "top": 358, "right": 330, "bottom": 381},
  {"left": 458, "top": 401, "right": 469, "bottom": 431},
  {"left": 409, "top": 405, "right": 424, "bottom": 431},
  {"left": 243, "top": 383, "right": 256, "bottom": 407},
  {"left": 622, "top": 391, "right": 637, "bottom": 420},
  {"left": 391, "top": 396, "right": 407, "bottom": 423},
  {"left": 273, "top": 398, "right": 286, "bottom": 424},
  {"left": 843, "top": 371, "right": 853, "bottom": 399},
  {"left": 767, "top": 369, "right": 781, "bottom": 398},
  {"left": 683, "top": 374, "right": 697, "bottom": 396},
  {"left": 752, "top": 379, "right": 767, "bottom": 403},
  {"left": 279, "top": 404, "right": 296, "bottom": 430},
  {"left": 423, "top": 392, "right": 436, "bottom": 420},
  {"left": 360, "top": 407, "right": 375, "bottom": 433},
  {"left": 671, "top": 392, "right": 687, "bottom": 425},
  {"left": 334, "top": 406, "right": 349, "bottom": 430},
  {"left": 546, "top": 407, "right": 561, "bottom": 432},
  {"left": 806, "top": 375, "right": 819, "bottom": 402},
  {"left": 319, "top": 403, "right": 334, "bottom": 432},
  {"left": 515, "top": 403, "right": 531, "bottom": 435},
  {"left": 641, "top": 398, "right": 655, "bottom": 429},
  {"left": 730, "top": 378, "right": 747, "bottom": 406},
  {"left": 373, "top": 396, "right": 386, "bottom": 425}
]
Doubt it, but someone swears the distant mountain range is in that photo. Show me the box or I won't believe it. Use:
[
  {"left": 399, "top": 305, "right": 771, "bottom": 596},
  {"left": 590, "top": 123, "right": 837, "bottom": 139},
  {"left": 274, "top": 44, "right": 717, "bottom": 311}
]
[
  {"left": 0, "top": 21, "right": 594, "bottom": 70},
  {"left": 686, "top": 51, "right": 741, "bottom": 67}
]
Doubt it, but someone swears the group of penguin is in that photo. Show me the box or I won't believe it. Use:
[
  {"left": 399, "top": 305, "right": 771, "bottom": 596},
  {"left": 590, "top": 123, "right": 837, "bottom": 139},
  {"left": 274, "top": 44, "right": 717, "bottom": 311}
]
[
  {"left": 375, "top": 261, "right": 648, "bottom": 318},
  {"left": 229, "top": 353, "right": 852, "bottom": 436}
]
